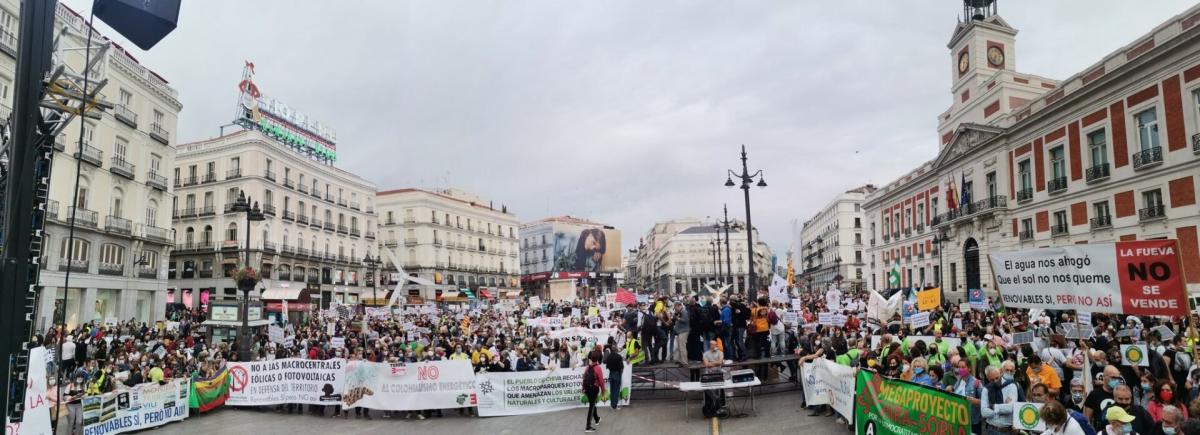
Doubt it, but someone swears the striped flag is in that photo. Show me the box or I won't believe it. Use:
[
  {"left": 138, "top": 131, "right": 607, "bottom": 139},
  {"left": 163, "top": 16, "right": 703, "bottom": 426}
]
[
  {"left": 615, "top": 288, "right": 637, "bottom": 306},
  {"left": 188, "top": 367, "right": 231, "bottom": 413}
]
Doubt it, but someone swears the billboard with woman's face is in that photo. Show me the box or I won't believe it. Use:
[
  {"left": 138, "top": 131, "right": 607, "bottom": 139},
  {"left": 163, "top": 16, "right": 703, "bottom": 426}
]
[{"left": 550, "top": 227, "right": 621, "bottom": 273}]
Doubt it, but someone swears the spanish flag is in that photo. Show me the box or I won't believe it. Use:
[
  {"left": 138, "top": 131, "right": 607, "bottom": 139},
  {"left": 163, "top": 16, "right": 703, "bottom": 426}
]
[{"left": 188, "top": 367, "right": 231, "bottom": 413}]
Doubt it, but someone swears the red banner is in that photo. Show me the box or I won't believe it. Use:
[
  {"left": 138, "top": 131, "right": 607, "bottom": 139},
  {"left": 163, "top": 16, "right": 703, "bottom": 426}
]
[{"left": 1115, "top": 240, "right": 1188, "bottom": 316}]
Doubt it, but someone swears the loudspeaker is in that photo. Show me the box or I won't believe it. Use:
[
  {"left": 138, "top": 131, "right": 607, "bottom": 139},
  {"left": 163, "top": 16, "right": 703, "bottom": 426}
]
[
  {"left": 730, "top": 369, "right": 755, "bottom": 383},
  {"left": 93, "top": 0, "right": 180, "bottom": 50}
]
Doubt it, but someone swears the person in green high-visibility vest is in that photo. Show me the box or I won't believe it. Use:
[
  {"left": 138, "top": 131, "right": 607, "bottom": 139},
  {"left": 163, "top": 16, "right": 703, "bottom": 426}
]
[
  {"left": 625, "top": 337, "right": 644, "bottom": 365},
  {"left": 927, "top": 331, "right": 952, "bottom": 366}
]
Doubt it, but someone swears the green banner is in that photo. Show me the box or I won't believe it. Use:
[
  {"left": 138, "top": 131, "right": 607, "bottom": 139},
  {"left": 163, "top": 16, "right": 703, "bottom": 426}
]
[{"left": 854, "top": 370, "right": 971, "bottom": 435}]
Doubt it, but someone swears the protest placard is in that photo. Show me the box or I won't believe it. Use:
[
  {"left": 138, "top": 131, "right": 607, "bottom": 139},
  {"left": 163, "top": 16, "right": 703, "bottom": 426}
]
[
  {"left": 1121, "top": 344, "right": 1149, "bottom": 366},
  {"left": 916, "top": 288, "right": 941, "bottom": 311},
  {"left": 989, "top": 240, "right": 1188, "bottom": 316},
  {"left": 1152, "top": 325, "right": 1176, "bottom": 340},
  {"left": 1077, "top": 311, "right": 1092, "bottom": 325},
  {"left": 792, "top": 298, "right": 803, "bottom": 312},
  {"left": 1012, "top": 402, "right": 1046, "bottom": 432},
  {"left": 783, "top": 312, "right": 799, "bottom": 326},
  {"left": 818, "top": 312, "right": 833, "bottom": 325},
  {"left": 331, "top": 337, "right": 345, "bottom": 349},
  {"left": 909, "top": 312, "right": 930, "bottom": 328},
  {"left": 341, "top": 360, "right": 476, "bottom": 411},
  {"left": 1011, "top": 331, "right": 1035, "bottom": 346},
  {"left": 268, "top": 325, "right": 285, "bottom": 344}
]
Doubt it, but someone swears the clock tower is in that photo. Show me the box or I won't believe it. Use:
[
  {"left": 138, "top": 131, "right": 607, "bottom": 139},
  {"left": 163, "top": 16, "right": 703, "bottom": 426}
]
[{"left": 948, "top": 0, "right": 1016, "bottom": 95}]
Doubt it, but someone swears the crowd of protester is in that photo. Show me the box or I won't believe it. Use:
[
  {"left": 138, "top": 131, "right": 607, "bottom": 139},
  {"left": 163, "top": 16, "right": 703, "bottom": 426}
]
[{"left": 30, "top": 284, "right": 1200, "bottom": 434}]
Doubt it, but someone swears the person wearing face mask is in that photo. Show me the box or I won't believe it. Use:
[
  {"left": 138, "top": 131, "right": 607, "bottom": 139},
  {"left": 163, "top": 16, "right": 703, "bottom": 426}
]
[
  {"left": 1147, "top": 380, "right": 1189, "bottom": 422},
  {"left": 1067, "top": 377, "right": 1088, "bottom": 413},
  {"left": 1112, "top": 385, "right": 1155, "bottom": 435},
  {"left": 981, "top": 365, "right": 1019, "bottom": 435},
  {"left": 950, "top": 359, "right": 983, "bottom": 435},
  {"left": 1106, "top": 405, "right": 1140, "bottom": 435},
  {"left": 1151, "top": 404, "right": 1183, "bottom": 435},
  {"left": 1087, "top": 366, "right": 1123, "bottom": 428},
  {"left": 1042, "top": 399, "right": 1090, "bottom": 435}
]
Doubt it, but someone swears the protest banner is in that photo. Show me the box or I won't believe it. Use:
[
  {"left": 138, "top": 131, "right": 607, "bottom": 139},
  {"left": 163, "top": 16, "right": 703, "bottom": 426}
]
[
  {"left": 527, "top": 317, "right": 566, "bottom": 330},
  {"left": 546, "top": 327, "right": 617, "bottom": 345},
  {"left": 330, "top": 337, "right": 345, "bottom": 349},
  {"left": 529, "top": 296, "right": 542, "bottom": 308},
  {"left": 1012, "top": 402, "right": 1046, "bottom": 432},
  {"left": 818, "top": 312, "right": 833, "bottom": 325},
  {"left": 268, "top": 325, "right": 285, "bottom": 344},
  {"left": 916, "top": 288, "right": 941, "bottom": 311},
  {"left": 226, "top": 358, "right": 347, "bottom": 406},
  {"left": 909, "top": 312, "right": 930, "bottom": 328},
  {"left": 989, "top": 240, "right": 1188, "bottom": 316},
  {"left": 792, "top": 298, "right": 803, "bottom": 312},
  {"left": 854, "top": 370, "right": 971, "bottom": 435},
  {"left": 967, "top": 288, "right": 987, "bottom": 310},
  {"left": 800, "top": 363, "right": 829, "bottom": 406},
  {"left": 812, "top": 358, "right": 855, "bottom": 419},
  {"left": 81, "top": 379, "right": 190, "bottom": 435},
  {"left": 783, "top": 312, "right": 799, "bottom": 326},
  {"left": 6, "top": 347, "right": 51, "bottom": 435},
  {"left": 342, "top": 360, "right": 477, "bottom": 411},
  {"left": 826, "top": 289, "right": 842, "bottom": 309},
  {"left": 1121, "top": 344, "right": 1149, "bottom": 367},
  {"left": 833, "top": 314, "right": 847, "bottom": 327},
  {"left": 1011, "top": 331, "right": 1035, "bottom": 346},
  {"left": 474, "top": 364, "right": 631, "bottom": 417},
  {"left": 958, "top": 302, "right": 971, "bottom": 313}
]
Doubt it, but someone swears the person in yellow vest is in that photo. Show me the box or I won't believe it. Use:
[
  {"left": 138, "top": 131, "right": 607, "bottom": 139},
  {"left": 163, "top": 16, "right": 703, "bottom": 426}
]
[
  {"left": 749, "top": 298, "right": 771, "bottom": 359},
  {"left": 625, "top": 337, "right": 645, "bottom": 365}
]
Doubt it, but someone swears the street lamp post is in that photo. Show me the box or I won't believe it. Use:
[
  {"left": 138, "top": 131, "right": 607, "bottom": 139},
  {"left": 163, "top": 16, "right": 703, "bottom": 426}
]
[
  {"left": 725, "top": 145, "right": 766, "bottom": 297},
  {"left": 933, "top": 233, "right": 949, "bottom": 289},
  {"left": 232, "top": 190, "right": 264, "bottom": 362},
  {"left": 363, "top": 254, "right": 381, "bottom": 307},
  {"left": 713, "top": 228, "right": 723, "bottom": 284},
  {"left": 715, "top": 204, "right": 738, "bottom": 284}
]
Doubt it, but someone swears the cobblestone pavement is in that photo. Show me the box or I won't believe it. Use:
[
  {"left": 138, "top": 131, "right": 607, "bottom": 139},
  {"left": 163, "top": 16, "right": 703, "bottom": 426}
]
[{"left": 126, "top": 391, "right": 849, "bottom": 435}]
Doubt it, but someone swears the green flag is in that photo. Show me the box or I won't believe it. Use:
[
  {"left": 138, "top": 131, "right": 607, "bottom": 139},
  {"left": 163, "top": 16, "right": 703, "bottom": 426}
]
[{"left": 888, "top": 261, "right": 900, "bottom": 287}]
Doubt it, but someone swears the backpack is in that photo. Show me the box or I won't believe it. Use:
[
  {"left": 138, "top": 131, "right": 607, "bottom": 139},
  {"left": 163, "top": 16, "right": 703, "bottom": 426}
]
[
  {"left": 1174, "top": 349, "right": 1193, "bottom": 373},
  {"left": 768, "top": 310, "right": 779, "bottom": 326},
  {"left": 582, "top": 364, "right": 597, "bottom": 391},
  {"left": 1068, "top": 409, "right": 1097, "bottom": 435}
]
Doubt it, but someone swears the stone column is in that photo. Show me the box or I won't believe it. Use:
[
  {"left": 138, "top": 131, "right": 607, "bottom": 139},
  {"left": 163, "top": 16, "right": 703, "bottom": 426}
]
[{"left": 81, "top": 288, "right": 98, "bottom": 327}]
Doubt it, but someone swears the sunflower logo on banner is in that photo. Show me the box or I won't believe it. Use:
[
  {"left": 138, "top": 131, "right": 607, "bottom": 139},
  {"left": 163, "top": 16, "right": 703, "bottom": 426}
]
[
  {"left": 1012, "top": 402, "right": 1045, "bottom": 431},
  {"left": 1121, "top": 344, "right": 1149, "bottom": 366}
]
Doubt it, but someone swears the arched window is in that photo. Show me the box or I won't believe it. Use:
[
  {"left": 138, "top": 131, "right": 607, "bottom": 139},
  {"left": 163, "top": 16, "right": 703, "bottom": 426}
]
[
  {"left": 100, "top": 243, "right": 125, "bottom": 266},
  {"left": 202, "top": 225, "right": 213, "bottom": 244},
  {"left": 185, "top": 227, "right": 195, "bottom": 243},
  {"left": 110, "top": 187, "right": 124, "bottom": 218},
  {"left": 350, "top": 217, "right": 358, "bottom": 231},
  {"left": 338, "top": 213, "right": 345, "bottom": 226},
  {"left": 145, "top": 199, "right": 158, "bottom": 227},
  {"left": 59, "top": 237, "right": 90, "bottom": 262},
  {"left": 226, "top": 222, "right": 238, "bottom": 242},
  {"left": 324, "top": 209, "right": 332, "bottom": 223}
]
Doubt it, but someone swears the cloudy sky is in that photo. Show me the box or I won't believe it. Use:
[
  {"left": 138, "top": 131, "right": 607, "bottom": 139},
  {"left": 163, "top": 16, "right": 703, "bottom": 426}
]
[{"left": 65, "top": 0, "right": 1196, "bottom": 258}]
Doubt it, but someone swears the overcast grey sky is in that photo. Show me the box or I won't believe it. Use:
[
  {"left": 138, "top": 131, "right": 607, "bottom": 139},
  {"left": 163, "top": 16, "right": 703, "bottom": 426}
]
[{"left": 64, "top": 0, "right": 1197, "bottom": 259}]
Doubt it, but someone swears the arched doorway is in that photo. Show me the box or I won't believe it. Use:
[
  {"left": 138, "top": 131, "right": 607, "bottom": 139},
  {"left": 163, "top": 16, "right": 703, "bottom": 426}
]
[{"left": 964, "top": 238, "right": 980, "bottom": 291}]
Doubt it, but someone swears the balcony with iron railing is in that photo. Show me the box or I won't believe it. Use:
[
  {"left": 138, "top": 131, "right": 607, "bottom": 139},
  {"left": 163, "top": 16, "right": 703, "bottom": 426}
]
[
  {"left": 298, "top": 184, "right": 309, "bottom": 194},
  {"left": 221, "top": 240, "right": 239, "bottom": 251},
  {"left": 282, "top": 210, "right": 295, "bottom": 221},
  {"left": 1139, "top": 204, "right": 1166, "bottom": 222},
  {"left": 337, "top": 197, "right": 347, "bottom": 207},
  {"left": 98, "top": 263, "right": 124, "bottom": 276},
  {"left": 75, "top": 143, "right": 103, "bottom": 167},
  {"left": 1194, "top": 133, "right": 1200, "bottom": 154},
  {"left": 113, "top": 104, "right": 138, "bottom": 128},
  {"left": 199, "top": 205, "right": 215, "bottom": 216},
  {"left": 404, "top": 237, "right": 418, "bottom": 246},
  {"left": 199, "top": 270, "right": 214, "bottom": 278},
  {"left": 1132, "top": 146, "right": 1163, "bottom": 169},
  {"left": 933, "top": 196, "right": 1008, "bottom": 228},
  {"left": 105, "top": 215, "right": 131, "bottom": 235},
  {"left": 58, "top": 259, "right": 89, "bottom": 273},
  {"left": 66, "top": 206, "right": 98, "bottom": 227},
  {"left": 202, "top": 172, "right": 217, "bottom": 183},
  {"left": 1047, "top": 176, "right": 1068, "bottom": 194},
  {"left": 323, "top": 222, "right": 334, "bottom": 232},
  {"left": 1016, "top": 187, "right": 1033, "bottom": 203},
  {"left": 224, "top": 202, "right": 239, "bottom": 214},
  {"left": 365, "top": 231, "right": 376, "bottom": 239},
  {"left": 149, "top": 123, "right": 170, "bottom": 145},
  {"left": 262, "top": 204, "right": 276, "bottom": 216},
  {"left": 0, "top": 28, "right": 16, "bottom": 57},
  {"left": 147, "top": 171, "right": 168, "bottom": 191},
  {"left": 1051, "top": 223, "right": 1069, "bottom": 237},
  {"left": 297, "top": 214, "right": 309, "bottom": 225},
  {"left": 110, "top": 157, "right": 135, "bottom": 179},
  {"left": 366, "top": 206, "right": 375, "bottom": 214},
  {"left": 337, "top": 224, "right": 348, "bottom": 234},
  {"left": 349, "top": 201, "right": 360, "bottom": 211},
  {"left": 264, "top": 170, "right": 276, "bottom": 182},
  {"left": 141, "top": 225, "right": 173, "bottom": 243},
  {"left": 1085, "top": 163, "right": 1110, "bottom": 183},
  {"left": 1018, "top": 229, "right": 1034, "bottom": 241},
  {"left": 226, "top": 168, "right": 242, "bottom": 180},
  {"left": 311, "top": 189, "right": 321, "bottom": 199},
  {"left": 263, "top": 242, "right": 277, "bottom": 253},
  {"left": 311, "top": 218, "right": 323, "bottom": 228},
  {"left": 138, "top": 266, "right": 156, "bottom": 279},
  {"left": 1090, "top": 215, "right": 1112, "bottom": 230},
  {"left": 47, "top": 200, "right": 59, "bottom": 220},
  {"left": 349, "top": 228, "right": 360, "bottom": 237},
  {"left": 325, "top": 192, "right": 335, "bottom": 203},
  {"left": 283, "top": 179, "right": 295, "bottom": 189},
  {"left": 181, "top": 175, "right": 198, "bottom": 186}
]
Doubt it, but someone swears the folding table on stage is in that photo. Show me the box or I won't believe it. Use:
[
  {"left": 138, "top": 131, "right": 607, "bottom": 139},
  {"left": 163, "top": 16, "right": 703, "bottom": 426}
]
[{"left": 678, "top": 377, "right": 761, "bottom": 420}]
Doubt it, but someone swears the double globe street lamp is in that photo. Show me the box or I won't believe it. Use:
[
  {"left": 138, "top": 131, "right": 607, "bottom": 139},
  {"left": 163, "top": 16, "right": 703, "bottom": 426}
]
[
  {"left": 724, "top": 145, "right": 766, "bottom": 297},
  {"left": 231, "top": 190, "right": 265, "bottom": 362}
]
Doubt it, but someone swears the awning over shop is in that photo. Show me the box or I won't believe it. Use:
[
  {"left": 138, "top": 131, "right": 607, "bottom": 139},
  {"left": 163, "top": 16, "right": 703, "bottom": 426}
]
[
  {"left": 442, "top": 290, "right": 460, "bottom": 299},
  {"left": 479, "top": 289, "right": 493, "bottom": 299},
  {"left": 260, "top": 284, "right": 303, "bottom": 300},
  {"left": 461, "top": 289, "right": 475, "bottom": 299},
  {"left": 503, "top": 290, "right": 523, "bottom": 298}
]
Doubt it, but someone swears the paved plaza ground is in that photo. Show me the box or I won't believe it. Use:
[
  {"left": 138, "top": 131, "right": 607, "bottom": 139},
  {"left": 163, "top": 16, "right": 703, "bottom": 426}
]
[{"left": 130, "top": 390, "right": 846, "bottom": 435}]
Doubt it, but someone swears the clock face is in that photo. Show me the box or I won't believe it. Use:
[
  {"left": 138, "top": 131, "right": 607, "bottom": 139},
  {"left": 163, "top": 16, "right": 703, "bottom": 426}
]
[
  {"left": 987, "top": 46, "right": 1005, "bottom": 67},
  {"left": 958, "top": 51, "right": 970, "bottom": 74}
]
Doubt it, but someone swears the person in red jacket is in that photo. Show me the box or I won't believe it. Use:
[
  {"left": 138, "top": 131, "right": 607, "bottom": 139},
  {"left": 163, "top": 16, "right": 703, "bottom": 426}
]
[{"left": 582, "top": 352, "right": 606, "bottom": 432}]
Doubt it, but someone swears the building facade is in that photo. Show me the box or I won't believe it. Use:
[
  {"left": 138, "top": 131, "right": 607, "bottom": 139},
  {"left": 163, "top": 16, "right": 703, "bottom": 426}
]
[
  {"left": 866, "top": 3, "right": 1200, "bottom": 301},
  {"left": 519, "top": 216, "right": 623, "bottom": 297},
  {"left": 375, "top": 188, "right": 521, "bottom": 302},
  {"left": 23, "top": 4, "right": 182, "bottom": 330},
  {"left": 798, "top": 185, "right": 875, "bottom": 291},
  {"left": 169, "top": 129, "right": 378, "bottom": 312},
  {"left": 631, "top": 218, "right": 772, "bottom": 295}
]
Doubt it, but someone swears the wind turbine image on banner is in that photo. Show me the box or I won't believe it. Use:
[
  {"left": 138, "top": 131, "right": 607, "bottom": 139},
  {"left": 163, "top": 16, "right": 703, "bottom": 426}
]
[{"left": 379, "top": 245, "right": 436, "bottom": 309}]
